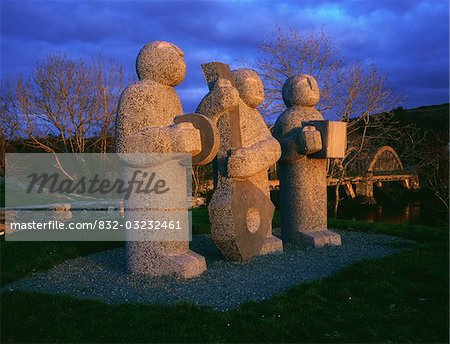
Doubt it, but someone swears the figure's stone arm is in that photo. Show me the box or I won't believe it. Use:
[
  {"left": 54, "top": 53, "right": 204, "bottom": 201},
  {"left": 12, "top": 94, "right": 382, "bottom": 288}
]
[
  {"left": 227, "top": 137, "right": 281, "bottom": 179},
  {"left": 116, "top": 123, "right": 201, "bottom": 168},
  {"left": 118, "top": 123, "right": 201, "bottom": 155},
  {"left": 196, "top": 80, "right": 239, "bottom": 123},
  {"left": 278, "top": 126, "right": 322, "bottom": 163}
]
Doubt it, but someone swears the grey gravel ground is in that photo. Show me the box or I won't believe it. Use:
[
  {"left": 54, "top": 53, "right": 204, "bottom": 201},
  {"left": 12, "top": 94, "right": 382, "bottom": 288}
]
[{"left": 3, "top": 230, "right": 409, "bottom": 310}]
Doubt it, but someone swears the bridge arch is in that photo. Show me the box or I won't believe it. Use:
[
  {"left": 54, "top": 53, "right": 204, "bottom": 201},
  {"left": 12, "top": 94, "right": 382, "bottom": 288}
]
[
  {"left": 367, "top": 146, "right": 404, "bottom": 174},
  {"left": 328, "top": 145, "right": 418, "bottom": 204}
]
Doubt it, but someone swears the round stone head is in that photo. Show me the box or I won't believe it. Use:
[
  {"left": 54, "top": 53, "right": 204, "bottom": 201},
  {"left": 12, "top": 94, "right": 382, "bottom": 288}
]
[
  {"left": 231, "top": 68, "right": 264, "bottom": 108},
  {"left": 282, "top": 75, "right": 320, "bottom": 107},
  {"left": 136, "top": 41, "right": 186, "bottom": 86}
]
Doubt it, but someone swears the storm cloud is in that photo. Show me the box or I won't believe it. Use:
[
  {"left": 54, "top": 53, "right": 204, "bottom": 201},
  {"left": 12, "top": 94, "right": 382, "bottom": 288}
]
[{"left": 1, "top": 0, "right": 448, "bottom": 113}]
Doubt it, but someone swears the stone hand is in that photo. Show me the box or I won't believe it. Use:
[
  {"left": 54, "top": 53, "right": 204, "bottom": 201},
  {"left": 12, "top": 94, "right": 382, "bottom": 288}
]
[
  {"left": 227, "top": 138, "right": 280, "bottom": 179},
  {"left": 227, "top": 147, "right": 252, "bottom": 179},
  {"left": 300, "top": 126, "right": 322, "bottom": 155},
  {"left": 172, "top": 122, "right": 202, "bottom": 155},
  {"left": 211, "top": 79, "right": 240, "bottom": 112},
  {"left": 195, "top": 79, "right": 240, "bottom": 122}
]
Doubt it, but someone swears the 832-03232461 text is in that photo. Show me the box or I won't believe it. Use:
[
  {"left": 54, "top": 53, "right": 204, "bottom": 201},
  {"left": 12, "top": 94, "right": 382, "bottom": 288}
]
[{"left": 8, "top": 220, "right": 183, "bottom": 231}]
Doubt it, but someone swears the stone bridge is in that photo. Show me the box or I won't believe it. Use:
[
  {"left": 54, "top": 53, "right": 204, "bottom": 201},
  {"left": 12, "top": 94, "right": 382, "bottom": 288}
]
[{"left": 269, "top": 145, "right": 420, "bottom": 204}]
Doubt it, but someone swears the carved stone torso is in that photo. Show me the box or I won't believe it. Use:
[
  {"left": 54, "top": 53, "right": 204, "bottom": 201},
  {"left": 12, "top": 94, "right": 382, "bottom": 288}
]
[
  {"left": 115, "top": 80, "right": 183, "bottom": 153},
  {"left": 273, "top": 106, "right": 323, "bottom": 142}
]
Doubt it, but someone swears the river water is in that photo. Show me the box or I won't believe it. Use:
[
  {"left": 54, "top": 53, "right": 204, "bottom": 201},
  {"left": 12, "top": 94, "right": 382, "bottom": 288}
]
[{"left": 335, "top": 202, "right": 447, "bottom": 227}]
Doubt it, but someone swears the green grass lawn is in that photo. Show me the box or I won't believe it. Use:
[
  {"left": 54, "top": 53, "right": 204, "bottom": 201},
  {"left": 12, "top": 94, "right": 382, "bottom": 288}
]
[{"left": 1, "top": 207, "right": 448, "bottom": 343}]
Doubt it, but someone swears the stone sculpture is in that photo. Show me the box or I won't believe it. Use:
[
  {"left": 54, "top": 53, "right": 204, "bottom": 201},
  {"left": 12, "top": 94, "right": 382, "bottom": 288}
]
[
  {"left": 196, "top": 63, "right": 282, "bottom": 261},
  {"left": 115, "top": 41, "right": 219, "bottom": 278},
  {"left": 273, "top": 75, "right": 347, "bottom": 247}
]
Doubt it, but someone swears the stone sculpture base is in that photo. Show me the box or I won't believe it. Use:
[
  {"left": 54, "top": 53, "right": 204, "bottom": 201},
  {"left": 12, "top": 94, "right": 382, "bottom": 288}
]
[
  {"left": 126, "top": 243, "right": 206, "bottom": 279},
  {"left": 285, "top": 230, "right": 342, "bottom": 248},
  {"left": 260, "top": 235, "right": 284, "bottom": 255}
]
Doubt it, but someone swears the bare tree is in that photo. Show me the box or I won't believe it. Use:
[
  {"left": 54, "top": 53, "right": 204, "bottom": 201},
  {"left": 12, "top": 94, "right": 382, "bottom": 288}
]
[
  {"left": 398, "top": 123, "right": 449, "bottom": 211},
  {"left": 427, "top": 144, "right": 449, "bottom": 210},
  {"left": 1, "top": 52, "right": 124, "bottom": 154},
  {"left": 256, "top": 28, "right": 401, "bottom": 214},
  {"left": 257, "top": 28, "right": 343, "bottom": 118}
]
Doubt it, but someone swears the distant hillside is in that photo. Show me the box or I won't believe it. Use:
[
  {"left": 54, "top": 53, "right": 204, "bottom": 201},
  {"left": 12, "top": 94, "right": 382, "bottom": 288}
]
[{"left": 394, "top": 103, "right": 449, "bottom": 134}]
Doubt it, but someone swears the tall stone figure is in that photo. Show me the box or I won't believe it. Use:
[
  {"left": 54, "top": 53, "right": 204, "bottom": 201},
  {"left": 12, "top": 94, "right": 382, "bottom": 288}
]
[
  {"left": 115, "top": 41, "right": 219, "bottom": 278},
  {"left": 273, "top": 75, "right": 347, "bottom": 247},
  {"left": 197, "top": 64, "right": 282, "bottom": 261}
]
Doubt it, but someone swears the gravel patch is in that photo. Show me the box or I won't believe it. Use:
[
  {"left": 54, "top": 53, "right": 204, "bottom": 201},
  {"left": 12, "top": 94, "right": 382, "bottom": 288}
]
[{"left": 3, "top": 230, "right": 409, "bottom": 311}]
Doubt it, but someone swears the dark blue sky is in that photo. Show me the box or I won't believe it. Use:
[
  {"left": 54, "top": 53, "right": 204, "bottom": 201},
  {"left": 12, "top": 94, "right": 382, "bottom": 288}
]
[{"left": 1, "top": 0, "right": 449, "bottom": 113}]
